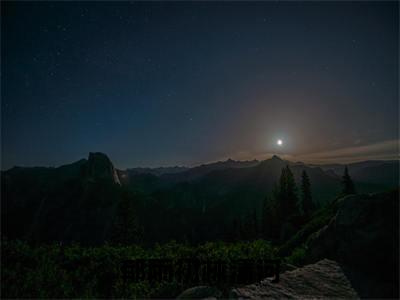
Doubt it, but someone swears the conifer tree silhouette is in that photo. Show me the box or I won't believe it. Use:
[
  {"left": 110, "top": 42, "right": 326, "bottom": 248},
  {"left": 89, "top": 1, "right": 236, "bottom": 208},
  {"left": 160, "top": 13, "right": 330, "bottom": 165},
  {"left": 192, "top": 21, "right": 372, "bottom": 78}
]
[
  {"left": 301, "top": 170, "right": 315, "bottom": 215},
  {"left": 342, "top": 166, "right": 355, "bottom": 195}
]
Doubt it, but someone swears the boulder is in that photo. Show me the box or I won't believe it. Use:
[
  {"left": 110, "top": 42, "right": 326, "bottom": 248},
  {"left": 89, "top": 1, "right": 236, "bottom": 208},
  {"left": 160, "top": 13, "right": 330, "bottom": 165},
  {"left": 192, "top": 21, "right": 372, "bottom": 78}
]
[
  {"left": 305, "top": 190, "right": 399, "bottom": 298},
  {"left": 306, "top": 191, "right": 398, "bottom": 272},
  {"left": 230, "top": 259, "right": 358, "bottom": 299},
  {"left": 177, "top": 286, "right": 222, "bottom": 299}
]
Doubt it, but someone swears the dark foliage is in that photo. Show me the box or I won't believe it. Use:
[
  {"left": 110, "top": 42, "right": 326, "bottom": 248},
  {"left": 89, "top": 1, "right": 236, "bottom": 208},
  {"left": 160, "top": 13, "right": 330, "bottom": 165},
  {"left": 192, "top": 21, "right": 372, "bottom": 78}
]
[
  {"left": 300, "top": 170, "right": 315, "bottom": 216},
  {"left": 277, "top": 166, "right": 299, "bottom": 221},
  {"left": 341, "top": 166, "right": 356, "bottom": 195},
  {"left": 1, "top": 239, "right": 276, "bottom": 298},
  {"left": 110, "top": 190, "right": 143, "bottom": 245}
]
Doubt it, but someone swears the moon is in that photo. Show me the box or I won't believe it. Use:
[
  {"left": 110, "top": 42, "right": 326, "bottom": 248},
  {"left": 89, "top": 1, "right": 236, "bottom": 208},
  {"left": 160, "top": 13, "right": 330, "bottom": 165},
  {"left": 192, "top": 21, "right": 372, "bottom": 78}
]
[{"left": 277, "top": 139, "right": 283, "bottom": 146}]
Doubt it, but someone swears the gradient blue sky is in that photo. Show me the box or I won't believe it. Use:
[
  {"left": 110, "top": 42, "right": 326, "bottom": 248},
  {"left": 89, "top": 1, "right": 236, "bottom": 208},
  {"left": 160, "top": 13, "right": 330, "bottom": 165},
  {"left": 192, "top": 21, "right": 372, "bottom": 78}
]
[{"left": 2, "top": 1, "right": 398, "bottom": 169}]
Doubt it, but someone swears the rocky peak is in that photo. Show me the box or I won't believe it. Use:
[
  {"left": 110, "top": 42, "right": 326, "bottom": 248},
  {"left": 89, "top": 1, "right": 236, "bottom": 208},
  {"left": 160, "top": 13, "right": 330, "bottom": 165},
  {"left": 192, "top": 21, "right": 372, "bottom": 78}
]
[
  {"left": 271, "top": 154, "right": 283, "bottom": 161},
  {"left": 259, "top": 155, "right": 285, "bottom": 168},
  {"left": 82, "top": 152, "right": 120, "bottom": 185}
]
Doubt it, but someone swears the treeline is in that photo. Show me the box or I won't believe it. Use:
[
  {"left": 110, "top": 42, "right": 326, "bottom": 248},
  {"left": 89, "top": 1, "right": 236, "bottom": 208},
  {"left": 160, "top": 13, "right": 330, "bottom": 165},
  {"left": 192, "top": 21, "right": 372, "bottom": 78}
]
[
  {"left": 1, "top": 239, "right": 276, "bottom": 298},
  {"left": 2, "top": 163, "right": 356, "bottom": 247},
  {"left": 261, "top": 167, "right": 316, "bottom": 241},
  {"left": 226, "top": 165, "right": 356, "bottom": 243},
  {"left": 1, "top": 164, "right": 358, "bottom": 298}
]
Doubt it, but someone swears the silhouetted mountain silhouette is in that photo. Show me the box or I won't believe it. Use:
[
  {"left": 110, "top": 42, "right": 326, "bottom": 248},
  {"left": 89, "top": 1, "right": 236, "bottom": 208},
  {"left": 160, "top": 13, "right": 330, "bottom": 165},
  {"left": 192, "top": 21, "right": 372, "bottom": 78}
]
[{"left": 1, "top": 153, "right": 397, "bottom": 245}]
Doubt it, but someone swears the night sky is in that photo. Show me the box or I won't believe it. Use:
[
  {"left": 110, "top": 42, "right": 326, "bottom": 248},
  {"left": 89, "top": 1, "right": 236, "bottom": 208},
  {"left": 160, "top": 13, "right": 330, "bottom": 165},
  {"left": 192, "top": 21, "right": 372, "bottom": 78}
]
[{"left": 2, "top": 1, "right": 398, "bottom": 169}]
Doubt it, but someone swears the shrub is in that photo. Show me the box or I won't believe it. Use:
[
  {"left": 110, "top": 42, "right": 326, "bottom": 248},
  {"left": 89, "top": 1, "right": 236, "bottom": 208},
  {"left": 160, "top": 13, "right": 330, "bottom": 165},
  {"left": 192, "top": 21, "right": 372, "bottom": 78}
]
[
  {"left": 1, "top": 238, "right": 277, "bottom": 298},
  {"left": 285, "top": 246, "right": 307, "bottom": 266}
]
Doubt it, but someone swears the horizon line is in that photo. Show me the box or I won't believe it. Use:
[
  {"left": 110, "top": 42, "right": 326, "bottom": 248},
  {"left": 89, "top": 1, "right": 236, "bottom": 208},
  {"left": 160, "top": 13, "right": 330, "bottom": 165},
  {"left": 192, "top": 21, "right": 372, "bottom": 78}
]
[{"left": 2, "top": 153, "right": 399, "bottom": 172}]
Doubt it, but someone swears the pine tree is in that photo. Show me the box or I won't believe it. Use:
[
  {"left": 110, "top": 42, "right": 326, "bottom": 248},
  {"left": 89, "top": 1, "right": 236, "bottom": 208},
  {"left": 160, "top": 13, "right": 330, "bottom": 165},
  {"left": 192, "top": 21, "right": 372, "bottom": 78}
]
[
  {"left": 110, "top": 191, "right": 142, "bottom": 245},
  {"left": 242, "top": 212, "right": 257, "bottom": 240},
  {"left": 277, "top": 166, "right": 299, "bottom": 219},
  {"left": 301, "top": 170, "right": 315, "bottom": 215},
  {"left": 252, "top": 208, "right": 258, "bottom": 238},
  {"left": 285, "top": 166, "right": 298, "bottom": 213},
  {"left": 342, "top": 166, "right": 355, "bottom": 195},
  {"left": 262, "top": 196, "right": 279, "bottom": 239},
  {"left": 261, "top": 196, "right": 269, "bottom": 235},
  {"left": 231, "top": 218, "right": 242, "bottom": 241}
]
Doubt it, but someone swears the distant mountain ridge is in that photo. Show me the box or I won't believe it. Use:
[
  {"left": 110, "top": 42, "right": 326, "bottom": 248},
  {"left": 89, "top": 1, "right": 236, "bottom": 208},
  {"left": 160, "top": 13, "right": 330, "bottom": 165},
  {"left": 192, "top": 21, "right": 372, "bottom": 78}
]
[
  {"left": 127, "top": 166, "right": 189, "bottom": 176},
  {"left": 2, "top": 152, "right": 398, "bottom": 245},
  {"left": 5, "top": 154, "right": 398, "bottom": 188},
  {"left": 159, "top": 158, "right": 260, "bottom": 183},
  {"left": 4, "top": 153, "right": 398, "bottom": 191},
  {"left": 314, "top": 160, "right": 399, "bottom": 187}
]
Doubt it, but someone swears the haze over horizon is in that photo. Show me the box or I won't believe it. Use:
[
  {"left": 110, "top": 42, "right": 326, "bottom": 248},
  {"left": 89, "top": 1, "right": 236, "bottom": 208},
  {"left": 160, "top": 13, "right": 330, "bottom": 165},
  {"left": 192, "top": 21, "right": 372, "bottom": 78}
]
[
  {"left": 3, "top": 148, "right": 399, "bottom": 171},
  {"left": 2, "top": 1, "right": 398, "bottom": 170}
]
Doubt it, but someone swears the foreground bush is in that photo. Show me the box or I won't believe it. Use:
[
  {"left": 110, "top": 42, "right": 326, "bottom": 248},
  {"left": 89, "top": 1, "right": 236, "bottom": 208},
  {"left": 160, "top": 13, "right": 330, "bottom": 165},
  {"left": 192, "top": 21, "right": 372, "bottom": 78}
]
[{"left": 1, "top": 239, "right": 276, "bottom": 298}]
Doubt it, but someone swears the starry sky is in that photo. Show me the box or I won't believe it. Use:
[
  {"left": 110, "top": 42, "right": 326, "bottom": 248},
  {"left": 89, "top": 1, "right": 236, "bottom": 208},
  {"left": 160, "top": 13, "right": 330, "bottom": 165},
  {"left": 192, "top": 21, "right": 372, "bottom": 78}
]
[{"left": 2, "top": 1, "right": 398, "bottom": 169}]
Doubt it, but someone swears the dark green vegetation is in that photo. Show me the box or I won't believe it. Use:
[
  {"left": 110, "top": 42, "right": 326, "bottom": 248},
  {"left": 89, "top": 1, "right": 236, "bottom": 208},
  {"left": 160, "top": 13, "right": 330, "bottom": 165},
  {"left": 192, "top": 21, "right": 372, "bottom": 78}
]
[
  {"left": 279, "top": 196, "right": 343, "bottom": 259},
  {"left": 2, "top": 153, "right": 397, "bottom": 245},
  {"left": 1, "top": 239, "right": 276, "bottom": 298},
  {"left": 3, "top": 190, "right": 398, "bottom": 298},
  {"left": 1, "top": 153, "right": 399, "bottom": 298},
  {"left": 341, "top": 166, "right": 356, "bottom": 195}
]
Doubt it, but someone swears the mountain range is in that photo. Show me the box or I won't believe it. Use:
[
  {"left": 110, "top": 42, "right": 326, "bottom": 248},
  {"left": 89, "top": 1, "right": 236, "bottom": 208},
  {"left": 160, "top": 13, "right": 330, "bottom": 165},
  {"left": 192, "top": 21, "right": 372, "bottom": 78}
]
[{"left": 2, "top": 152, "right": 398, "bottom": 245}]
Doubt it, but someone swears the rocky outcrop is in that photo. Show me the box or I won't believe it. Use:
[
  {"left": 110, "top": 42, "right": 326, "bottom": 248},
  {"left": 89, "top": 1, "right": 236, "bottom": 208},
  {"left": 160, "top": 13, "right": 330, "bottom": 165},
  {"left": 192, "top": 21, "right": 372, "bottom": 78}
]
[
  {"left": 306, "top": 192, "right": 398, "bottom": 271},
  {"left": 233, "top": 191, "right": 399, "bottom": 299},
  {"left": 231, "top": 259, "right": 358, "bottom": 299},
  {"left": 82, "top": 152, "right": 120, "bottom": 185},
  {"left": 177, "top": 286, "right": 222, "bottom": 299},
  {"left": 305, "top": 190, "right": 399, "bottom": 298}
]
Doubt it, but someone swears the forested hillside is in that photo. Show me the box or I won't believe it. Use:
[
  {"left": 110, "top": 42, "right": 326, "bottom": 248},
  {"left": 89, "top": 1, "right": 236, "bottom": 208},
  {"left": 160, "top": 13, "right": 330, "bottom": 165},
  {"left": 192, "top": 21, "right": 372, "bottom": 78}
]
[{"left": 2, "top": 152, "right": 397, "bottom": 245}]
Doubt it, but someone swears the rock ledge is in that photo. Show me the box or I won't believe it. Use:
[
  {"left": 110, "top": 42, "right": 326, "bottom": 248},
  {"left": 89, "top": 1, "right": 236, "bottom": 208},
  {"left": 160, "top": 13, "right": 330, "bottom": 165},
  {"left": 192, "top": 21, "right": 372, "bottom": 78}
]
[{"left": 231, "top": 259, "right": 358, "bottom": 299}]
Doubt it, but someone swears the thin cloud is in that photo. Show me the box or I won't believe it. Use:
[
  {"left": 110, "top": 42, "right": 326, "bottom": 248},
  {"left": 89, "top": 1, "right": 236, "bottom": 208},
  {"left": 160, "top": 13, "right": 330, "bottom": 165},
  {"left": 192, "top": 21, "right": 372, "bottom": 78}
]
[{"left": 295, "top": 139, "right": 399, "bottom": 164}]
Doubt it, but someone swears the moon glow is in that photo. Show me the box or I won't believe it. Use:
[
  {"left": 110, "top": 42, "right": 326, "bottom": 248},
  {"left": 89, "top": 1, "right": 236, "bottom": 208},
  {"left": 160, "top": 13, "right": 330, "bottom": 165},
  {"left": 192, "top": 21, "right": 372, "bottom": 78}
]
[{"left": 277, "top": 139, "right": 283, "bottom": 146}]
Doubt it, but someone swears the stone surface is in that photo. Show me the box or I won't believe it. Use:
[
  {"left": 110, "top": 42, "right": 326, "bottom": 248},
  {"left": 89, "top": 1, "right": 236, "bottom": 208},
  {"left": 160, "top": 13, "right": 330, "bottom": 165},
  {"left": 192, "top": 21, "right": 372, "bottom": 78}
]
[
  {"left": 230, "top": 259, "right": 358, "bottom": 299},
  {"left": 302, "top": 191, "right": 399, "bottom": 298},
  {"left": 177, "top": 286, "right": 222, "bottom": 299},
  {"left": 83, "top": 152, "right": 120, "bottom": 184},
  {"left": 306, "top": 191, "right": 399, "bottom": 281}
]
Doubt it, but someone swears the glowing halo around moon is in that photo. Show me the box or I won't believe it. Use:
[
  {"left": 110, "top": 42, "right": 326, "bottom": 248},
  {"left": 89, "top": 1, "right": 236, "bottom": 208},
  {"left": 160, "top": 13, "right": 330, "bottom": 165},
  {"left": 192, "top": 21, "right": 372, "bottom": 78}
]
[{"left": 277, "top": 139, "right": 283, "bottom": 146}]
